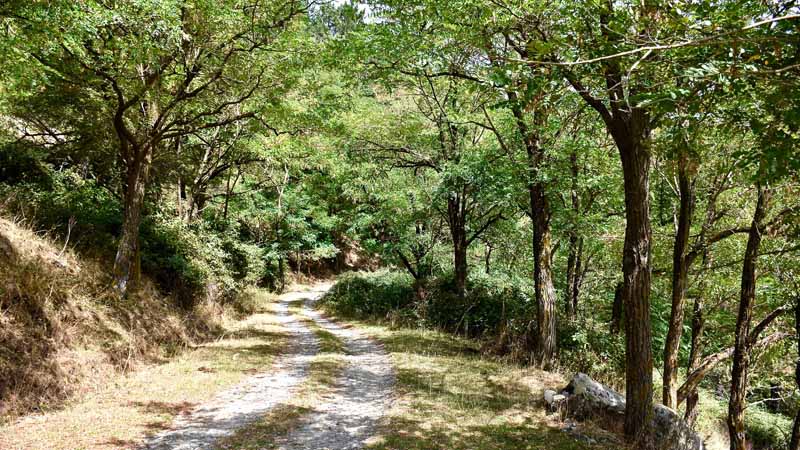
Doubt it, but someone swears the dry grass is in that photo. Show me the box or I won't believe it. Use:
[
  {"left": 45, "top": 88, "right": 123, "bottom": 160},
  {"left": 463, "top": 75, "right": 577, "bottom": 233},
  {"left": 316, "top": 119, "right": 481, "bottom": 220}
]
[
  {"left": 0, "top": 216, "right": 235, "bottom": 420},
  {"left": 0, "top": 292, "right": 288, "bottom": 450},
  {"left": 0, "top": 215, "right": 295, "bottom": 450}
]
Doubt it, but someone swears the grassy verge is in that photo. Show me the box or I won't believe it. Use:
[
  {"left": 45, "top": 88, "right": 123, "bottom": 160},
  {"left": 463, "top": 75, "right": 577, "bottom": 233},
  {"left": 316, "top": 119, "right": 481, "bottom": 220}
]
[
  {"left": 0, "top": 291, "right": 287, "bottom": 450},
  {"left": 318, "top": 314, "right": 621, "bottom": 450},
  {"left": 214, "top": 299, "right": 348, "bottom": 450}
]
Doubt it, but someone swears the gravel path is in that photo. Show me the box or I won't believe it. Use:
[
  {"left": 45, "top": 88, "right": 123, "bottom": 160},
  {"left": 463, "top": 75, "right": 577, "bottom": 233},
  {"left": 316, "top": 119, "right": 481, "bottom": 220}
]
[
  {"left": 276, "top": 297, "right": 395, "bottom": 450},
  {"left": 141, "top": 284, "right": 395, "bottom": 450},
  {"left": 142, "top": 289, "right": 321, "bottom": 450}
]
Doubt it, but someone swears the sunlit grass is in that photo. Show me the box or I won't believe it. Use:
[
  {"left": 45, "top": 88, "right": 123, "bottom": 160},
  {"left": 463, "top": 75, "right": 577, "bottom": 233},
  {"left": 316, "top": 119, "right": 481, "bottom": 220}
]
[
  {"left": 0, "top": 294, "right": 288, "bottom": 450},
  {"left": 329, "top": 318, "right": 622, "bottom": 450}
]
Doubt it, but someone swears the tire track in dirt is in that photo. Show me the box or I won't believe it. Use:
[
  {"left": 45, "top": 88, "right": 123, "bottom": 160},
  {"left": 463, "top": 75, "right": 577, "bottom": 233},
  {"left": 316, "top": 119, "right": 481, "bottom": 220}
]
[{"left": 142, "top": 289, "right": 323, "bottom": 450}]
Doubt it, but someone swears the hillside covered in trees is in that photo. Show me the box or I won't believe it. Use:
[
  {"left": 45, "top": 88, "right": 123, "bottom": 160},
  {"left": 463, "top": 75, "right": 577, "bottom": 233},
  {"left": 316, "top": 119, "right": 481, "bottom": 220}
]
[{"left": 0, "top": 1, "right": 799, "bottom": 449}]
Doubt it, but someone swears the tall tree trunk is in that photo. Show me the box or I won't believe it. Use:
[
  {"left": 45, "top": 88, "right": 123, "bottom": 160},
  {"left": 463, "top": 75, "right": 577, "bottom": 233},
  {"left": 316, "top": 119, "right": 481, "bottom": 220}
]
[
  {"left": 565, "top": 147, "right": 581, "bottom": 318},
  {"left": 485, "top": 243, "right": 492, "bottom": 274},
  {"left": 510, "top": 99, "right": 558, "bottom": 368},
  {"left": 565, "top": 233, "right": 578, "bottom": 317},
  {"left": 531, "top": 182, "right": 557, "bottom": 368},
  {"left": 177, "top": 178, "right": 186, "bottom": 218},
  {"left": 683, "top": 297, "right": 705, "bottom": 425},
  {"left": 223, "top": 170, "right": 233, "bottom": 222},
  {"left": 448, "top": 195, "right": 468, "bottom": 299},
  {"left": 789, "top": 296, "right": 800, "bottom": 450},
  {"left": 453, "top": 235, "right": 467, "bottom": 299},
  {"left": 728, "top": 184, "right": 771, "bottom": 450},
  {"left": 113, "top": 147, "right": 152, "bottom": 296},
  {"left": 613, "top": 117, "right": 654, "bottom": 444},
  {"left": 663, "top": 153, "right": 695, "bottom": 409},
  {"left": 564, "top": 30, "right": 653, "bottom": 439}
]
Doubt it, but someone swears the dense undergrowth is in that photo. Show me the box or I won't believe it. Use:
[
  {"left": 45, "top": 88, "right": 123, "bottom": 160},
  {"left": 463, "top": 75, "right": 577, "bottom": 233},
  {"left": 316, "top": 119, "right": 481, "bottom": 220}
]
[{"left": 0, "top": 168, "right": 279, "bottom": 306}]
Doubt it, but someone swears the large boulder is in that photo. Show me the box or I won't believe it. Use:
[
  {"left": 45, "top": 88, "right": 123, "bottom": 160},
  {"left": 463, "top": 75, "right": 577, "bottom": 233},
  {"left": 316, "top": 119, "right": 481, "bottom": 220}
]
[{"left": 545, "top": 373, "right": 704, "bottom": 450}]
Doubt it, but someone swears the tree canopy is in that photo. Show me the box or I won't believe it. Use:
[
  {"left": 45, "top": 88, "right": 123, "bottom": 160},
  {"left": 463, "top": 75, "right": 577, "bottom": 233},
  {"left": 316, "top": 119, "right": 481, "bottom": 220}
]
[{"left": 1, "top": 1, "right": 799, "bottom": 449}]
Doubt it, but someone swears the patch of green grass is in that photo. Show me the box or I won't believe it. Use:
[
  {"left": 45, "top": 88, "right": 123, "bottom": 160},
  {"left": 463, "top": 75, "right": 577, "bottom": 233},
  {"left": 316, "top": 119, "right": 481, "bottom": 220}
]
[
  {"left": 331, "top": 320, "right": 621, "bottom": 450},
  {"left": 289, "top": 299, "right": 347, "bottom": 355}
]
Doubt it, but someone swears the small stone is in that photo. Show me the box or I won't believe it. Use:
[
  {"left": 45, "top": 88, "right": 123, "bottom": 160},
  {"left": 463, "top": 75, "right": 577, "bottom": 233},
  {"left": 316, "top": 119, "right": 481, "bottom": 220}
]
[{"left": 544, "top": 389, "right": 557, "bottom": 404}]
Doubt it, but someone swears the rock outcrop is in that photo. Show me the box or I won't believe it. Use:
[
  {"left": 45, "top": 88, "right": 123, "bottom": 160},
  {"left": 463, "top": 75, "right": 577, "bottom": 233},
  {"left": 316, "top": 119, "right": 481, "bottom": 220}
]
[{"left": 545, "top": 373, "right": 704, "bottom": 450}]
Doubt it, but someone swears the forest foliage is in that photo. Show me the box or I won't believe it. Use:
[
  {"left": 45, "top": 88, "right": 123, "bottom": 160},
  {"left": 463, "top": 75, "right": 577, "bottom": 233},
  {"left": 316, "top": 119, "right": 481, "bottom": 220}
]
[{"left": 1, "top": 1, "right": 799, "bottom": 449}]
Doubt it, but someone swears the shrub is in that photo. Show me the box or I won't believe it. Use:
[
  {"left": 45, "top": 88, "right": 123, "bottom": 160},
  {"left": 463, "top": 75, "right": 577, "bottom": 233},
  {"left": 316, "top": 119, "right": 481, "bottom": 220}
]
[
  {"left": 425, "top": 271, "right": 533, "bottom": 339},
  {"left": 557, "top": 318, "right": 626, "bottom": 387},
  {"left": 0, "top": 170, "right": 122, "bottom": 256},
  {"left": 320, "top": 270, "right": 535, "bottom": 354},
  {"left": 318, "top": 270, "right": 415, "bottom": 319},
  {"left": 139, "top": 216, "right": 271, "bottom": 307},
  {"left": 1, "top": 167, "right": 272, "bottom": 307},
  {"left": 745, "top": 404, "right": 794, "bottom": 449}
]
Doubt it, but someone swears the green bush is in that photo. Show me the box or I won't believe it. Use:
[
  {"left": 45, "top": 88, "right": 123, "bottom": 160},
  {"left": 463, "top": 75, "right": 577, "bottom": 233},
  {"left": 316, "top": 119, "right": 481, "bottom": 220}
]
[
  {"left": 140, "top": 217, "right": 272, "bottom": 307},
  {"left": 320, "top": 270, "right": 534, "bottom": 344},
  {"left": 0, "top": 142, "right": 52, "bottom": 187},
  {"left": 745, "top": 405, "right": 793, "bottom": 450},
  {"left": 558, "top": 318, "right": 626, "bottom": 385},
  {"left": 319, "top": 270, "right": 416, "bottom": 319},
  {"left": 0, "top": 170, "right": 122, "bottom": 255},
  {"left": 425, "top": 271, "right": 533, "bottom": 338}
]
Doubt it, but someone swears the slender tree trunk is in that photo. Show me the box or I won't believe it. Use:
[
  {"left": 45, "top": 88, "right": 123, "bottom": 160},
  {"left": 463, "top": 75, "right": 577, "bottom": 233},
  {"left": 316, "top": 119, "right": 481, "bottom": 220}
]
[
  {"left": 531, "top": 182, "right": 557, "bottom": 368},
  {"left": 453, "top": 237, "right": 467, "bottom": 299},
  {"left": 683, "top": 297, "right": 705, "bottom": 425},
  {"left": 275, "top": 170, "right": 287, "bottom": 292},
  {"left": 485, "top": 243, "right": 492, "bottom": 274},
  {"left": 510, "top": 99, "right": 558, "bottom": 368},
  {"left": 565, "top": 234, "right": 578, "bottom": 317},
  {"left": 177, "top": 178, "right": 185, "bottom": 218},
  {"left": 789, "top": 296, "right": 800, "bottom": 450},
  {"left": 113, "top": 147, "right": 152, "bottom": 296},
  {"left": 610, "top": 281, "right": 624, "bottom": 334},
  {"left": 663, "top": 154, "right": 695, "bottom": 409},
  {"left": 565, "top": 147, "right": 581, "bottom": 318},
  {"left": 728, "top": 184, "right": 771, "bottom": 450},
  {"left": 572, "top": 237, "right": 584, "bottom": 315},
  {"left": 175, "top": 138, "right": 184, "bottom": 218},
  {"left": 447, "top": 195, "right": 468, "bottom": 299},
  {"left": 223, "top": 171, "right": 233, "bottom": 221},
  {"left": 684, "top": 251, "right": 710, "bottom": 425}
]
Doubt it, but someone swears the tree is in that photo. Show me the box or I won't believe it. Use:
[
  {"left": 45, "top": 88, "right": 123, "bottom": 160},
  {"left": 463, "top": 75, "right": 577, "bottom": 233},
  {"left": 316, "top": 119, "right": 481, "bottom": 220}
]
[
  {"left": 7, "top": 0, "right": 306, "bottom": 295},
  {"left": 353, "top": 75, "right": 508, "bottom": 298},
  {"left": 553, "top": 3, "right": 659, "bottom": 439}
]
